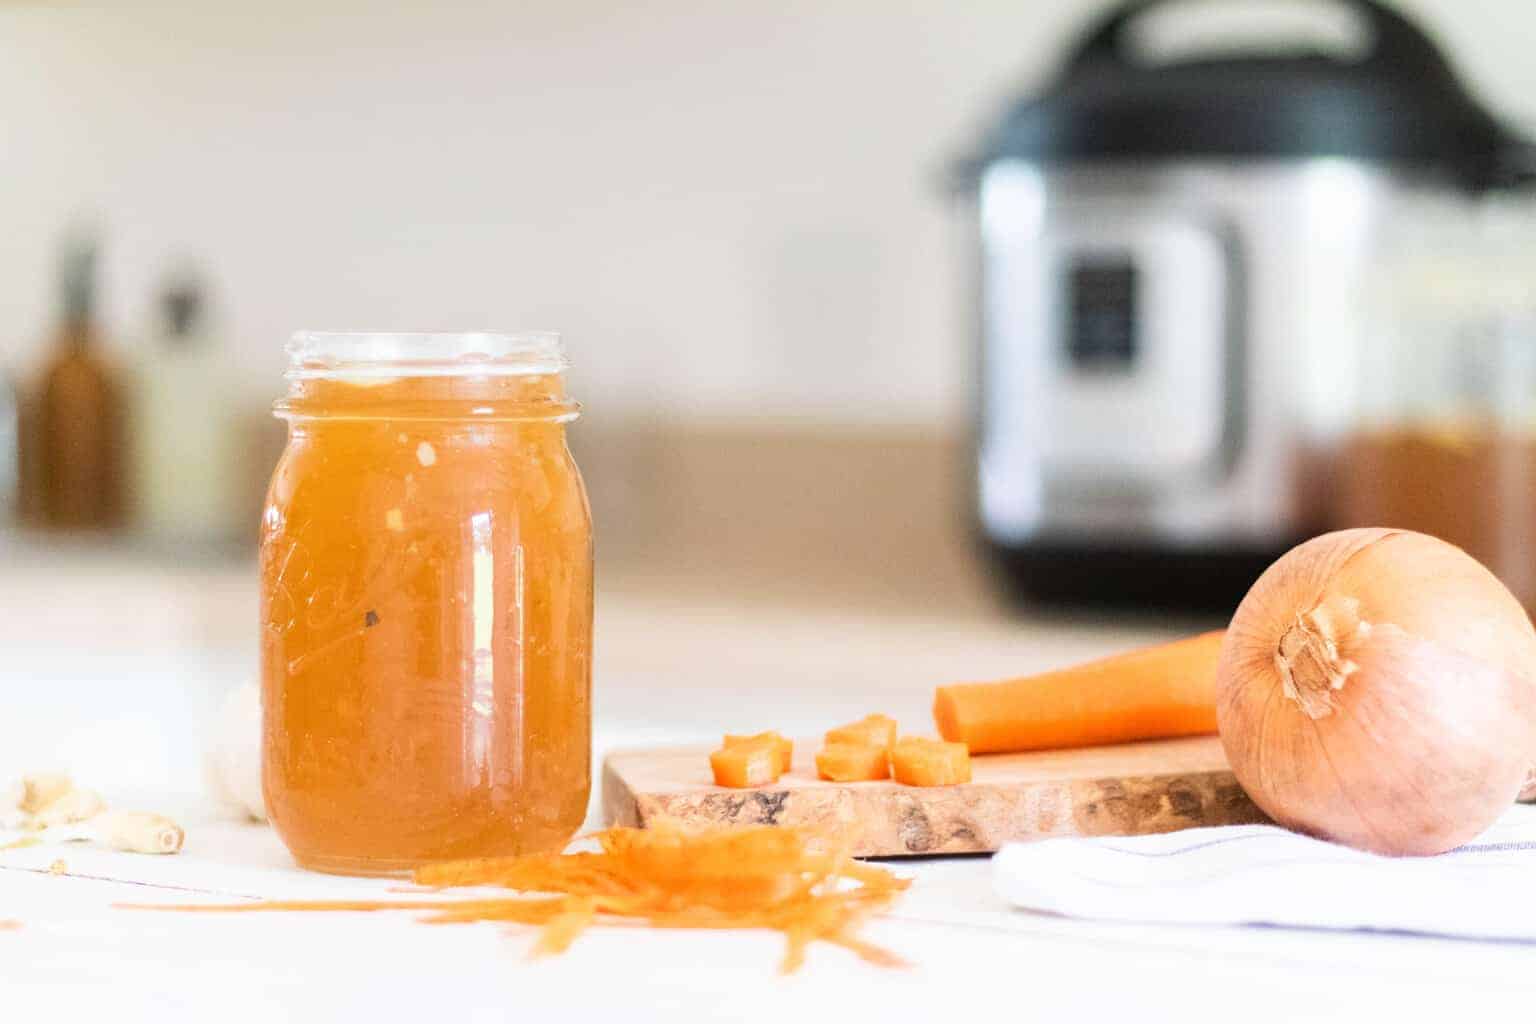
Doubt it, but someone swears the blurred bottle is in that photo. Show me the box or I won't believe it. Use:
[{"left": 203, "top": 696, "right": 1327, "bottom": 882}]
[
  {"left": 130, "top": 270, "right": 244, "bottom": 549},
  {"left": 22, "top": 232, "right": 126, "bottom": 531},
  {"left": 0, "top": 374, "right": 17, "bottom": 520}
]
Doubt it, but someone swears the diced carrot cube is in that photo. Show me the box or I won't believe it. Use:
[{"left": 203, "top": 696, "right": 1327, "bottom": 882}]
[
  {"left": 814, "top": 743, "right": 890, "bottom": 782},
  {"left": 890, "top": 738, "right": 971, "bottom": 787},
  {"left": 823, "top": 714, "right": 897, "bottom": 751},
  {"left": 710, "top": 735, "right": 784, "bottom": 788},
  {"left": 723, "top": 731, "right": 793, "bottom": 774}
]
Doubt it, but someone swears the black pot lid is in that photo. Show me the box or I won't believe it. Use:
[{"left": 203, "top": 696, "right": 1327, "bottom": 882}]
[{"left": 974, "top": 0, "right": 1535, "bottom": 188}]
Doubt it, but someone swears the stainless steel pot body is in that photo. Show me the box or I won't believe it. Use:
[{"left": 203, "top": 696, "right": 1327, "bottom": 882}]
[{"left": 976, "top": 157, "right": 1447, "bottom": 559}]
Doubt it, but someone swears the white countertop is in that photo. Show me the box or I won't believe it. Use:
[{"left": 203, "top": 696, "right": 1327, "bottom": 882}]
[
  {"left": 2, "top": 560, "right": 1531, "bottom": 1019},
  {"left": 5, "top": 811, "right": 1535, "bottom": 1022}
]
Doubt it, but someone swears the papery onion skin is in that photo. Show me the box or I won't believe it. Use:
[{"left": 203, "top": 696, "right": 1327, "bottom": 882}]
[{"left": 1216, "top": 528, "right": 1536, "bottom": 856}]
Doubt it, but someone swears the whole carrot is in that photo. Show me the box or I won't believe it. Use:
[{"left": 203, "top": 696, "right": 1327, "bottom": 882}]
[{"left": 932, "top": 631, "right": 1223, "bottom": 754}]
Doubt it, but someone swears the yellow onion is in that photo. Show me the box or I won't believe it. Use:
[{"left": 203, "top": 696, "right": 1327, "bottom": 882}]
[{"left": 1217, "top": 528, "right": 1536, "bottom": 855}]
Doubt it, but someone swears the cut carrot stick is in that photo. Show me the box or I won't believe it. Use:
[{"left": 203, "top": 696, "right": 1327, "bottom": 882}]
[
  {"left": 814, "top": 743, "right": 890, "bottom": 782},
  {"left": 824, "top": 714, "right": 897, "bottom": 751},
  {"left": 710, "top": 736, "right": 784, "bottom": 788},
  {"left": 932, "top": 631, "right": 1223, "bottom": 754},
  {"left": 724, "top": 732, "right": 793, "bottom": 774},
  {"left": 889, "top": 738, "right": 971, "bottom": 787}
]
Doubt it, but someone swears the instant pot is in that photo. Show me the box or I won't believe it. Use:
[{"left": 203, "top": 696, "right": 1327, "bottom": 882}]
[{"left": 962, "top": 0, "right": 1536, "bottom": 609}]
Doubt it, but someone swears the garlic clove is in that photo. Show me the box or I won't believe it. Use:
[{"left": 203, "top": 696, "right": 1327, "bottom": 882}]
[
  {"left": 19, "top": 773, "right": 73, "bottom": 815},
  {"left": 30, "top": 788, "right": 106, "bottom": 828},
  {"left": 92, "top": 812, "right": 185, "bottom": 855}
]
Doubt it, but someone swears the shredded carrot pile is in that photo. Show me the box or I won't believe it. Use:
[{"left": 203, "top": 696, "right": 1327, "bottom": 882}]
[
  {"left": 124, "top": 822, "right": 911, "bottom": 972},
  {"left": 0, "top": 919, "right": 20, "bottom": 931}
]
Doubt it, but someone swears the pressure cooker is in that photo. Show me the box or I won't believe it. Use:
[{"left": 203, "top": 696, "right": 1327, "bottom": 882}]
[{"left": 961, "top": 0, "right": 1536, "bottom": 609}]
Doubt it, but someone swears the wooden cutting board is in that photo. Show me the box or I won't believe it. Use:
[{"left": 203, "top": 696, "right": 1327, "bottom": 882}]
[{"left": 601, "top": 735, "right": 1268, "bottom": 857}]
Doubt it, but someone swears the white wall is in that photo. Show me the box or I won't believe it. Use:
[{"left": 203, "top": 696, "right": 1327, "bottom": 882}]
[{"left": 3, "top": 0, "right": 1534, "bottom": 427}]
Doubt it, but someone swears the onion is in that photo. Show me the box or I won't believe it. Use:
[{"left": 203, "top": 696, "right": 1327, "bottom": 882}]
[{"left": 1216, "top": 528, "right": 1536, "bottom": 855}]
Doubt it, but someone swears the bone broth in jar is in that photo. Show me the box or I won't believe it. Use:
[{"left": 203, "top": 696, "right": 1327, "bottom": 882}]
[{"left": 259, "top": 332, "right": 593, "bottom": 875}]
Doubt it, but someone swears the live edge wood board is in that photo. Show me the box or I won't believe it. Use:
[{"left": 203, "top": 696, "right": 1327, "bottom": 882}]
[{"left": 601, "top": 735, "right": 1268, "bottom": 858}]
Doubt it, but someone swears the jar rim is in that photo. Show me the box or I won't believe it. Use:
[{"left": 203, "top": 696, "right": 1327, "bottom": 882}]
[{"left": 286, "top": 331, "right": 567, "bottom": 380}]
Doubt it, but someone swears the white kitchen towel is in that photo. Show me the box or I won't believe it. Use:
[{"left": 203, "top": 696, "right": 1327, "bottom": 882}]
[{"left": 994, "top": 804, "right": 1536, "bottom": 942}]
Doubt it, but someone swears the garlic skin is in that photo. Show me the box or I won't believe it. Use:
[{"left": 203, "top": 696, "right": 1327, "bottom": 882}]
[
  {"left": 1218, "top": 528, "right": 1536, "bottom": 856},
  {"left": 4, "top": 774, "right": 102, "bottom": 829},
  {"left": 30, "top": 788, "right": 106, "bottom": 828},
  {"left": 19, "top": 773, "right": 74, "bottom": 815}
]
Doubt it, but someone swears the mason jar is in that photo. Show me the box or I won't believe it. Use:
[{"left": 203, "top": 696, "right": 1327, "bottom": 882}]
[{"left": 260, "top": 332, "right": 593, "bottom": 875}]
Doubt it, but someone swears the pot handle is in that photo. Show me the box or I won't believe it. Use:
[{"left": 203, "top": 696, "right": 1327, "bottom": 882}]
[{"left": 1065, "top": 0, "right": 1458, "bottom": 84}]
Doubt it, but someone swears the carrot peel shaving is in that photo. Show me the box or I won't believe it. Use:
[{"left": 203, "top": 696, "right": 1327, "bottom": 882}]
[{"left": 120, "top": 822, "right": 910, "bottom": 972}]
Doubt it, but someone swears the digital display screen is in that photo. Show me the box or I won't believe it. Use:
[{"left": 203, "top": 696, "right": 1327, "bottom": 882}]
[{"left": 1067, "top": 260, "right": 1138, "bottom": 371}]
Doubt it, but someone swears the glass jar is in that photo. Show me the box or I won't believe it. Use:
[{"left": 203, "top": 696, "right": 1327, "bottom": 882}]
[
  {"left": 260, "top": 332, "right": 593, "bottom": 875},
  {"left": 1338, "top": 197, "right": 1536, "bottom": 610}
]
